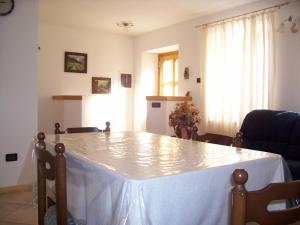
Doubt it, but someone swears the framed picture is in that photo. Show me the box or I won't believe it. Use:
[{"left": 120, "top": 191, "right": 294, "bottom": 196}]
[
  {"left": 92, "top": 77, "right": 111, "bottom": 94},
  {"left": 64, "top": 51, "right": 87, "bottom": 73},
  {"left": 121, "top": 73, "right": 132, "bottom": 88}
]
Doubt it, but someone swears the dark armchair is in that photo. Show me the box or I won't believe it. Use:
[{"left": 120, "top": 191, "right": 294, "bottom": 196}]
[{"left": 233, "top": 110, "right": 300, "bottom": 180}]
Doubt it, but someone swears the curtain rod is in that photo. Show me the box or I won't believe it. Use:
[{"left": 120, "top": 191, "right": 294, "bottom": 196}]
[{"left": 195, "top": 1, "right": 290, "bottom": 28}]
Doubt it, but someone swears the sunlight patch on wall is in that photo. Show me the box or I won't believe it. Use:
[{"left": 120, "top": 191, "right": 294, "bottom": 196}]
[
  {"left": 135, "top": 53, "right": 157, "bottom": 131},
  {"left": 82, "top": 80, "right": 129, "bottom": 131},
  {"left": 83, "top": 94, "right": 111, "bottom": 129}
]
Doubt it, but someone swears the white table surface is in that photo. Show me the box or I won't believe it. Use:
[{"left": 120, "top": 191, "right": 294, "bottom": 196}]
[{"left": 45, "top": 131, "right": 286, "bottom": 225}]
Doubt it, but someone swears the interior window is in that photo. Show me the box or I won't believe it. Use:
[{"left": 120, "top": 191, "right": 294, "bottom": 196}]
[{"left": 158, "top": 51, "right": 178, "bottom": 96}]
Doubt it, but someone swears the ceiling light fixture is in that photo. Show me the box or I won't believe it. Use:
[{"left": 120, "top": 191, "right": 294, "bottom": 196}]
[{"left": 116, "top": 21, "right": 134, "bottom": 31}]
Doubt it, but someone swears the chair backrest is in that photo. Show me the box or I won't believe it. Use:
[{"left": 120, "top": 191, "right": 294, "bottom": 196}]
[
  {"left": 66, "top": 127, "right": 99, "bottom": 133},
  {"left": 35, "top": 132, "right": 67, "bottom": 225},
  {"left": 191, "top": 126, "right": 233, "bottom": 146},
  {"left": 233, "top": 110, "right": 300, "bottom": 155},
  {"left": 65, "top": 121, "right": 111, "bottom": 133},
  {"left": 231, "top": 169, "right": 300, "bottom": 225}
]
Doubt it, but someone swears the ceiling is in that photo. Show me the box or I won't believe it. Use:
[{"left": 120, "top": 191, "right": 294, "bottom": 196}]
[{"left": 39, "top": 0, "right": 262, "bottom": 36}]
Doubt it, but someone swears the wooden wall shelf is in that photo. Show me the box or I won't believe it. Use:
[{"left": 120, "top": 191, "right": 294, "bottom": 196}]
[
  {"left": 52, "top": 95, "right": 82, "bottom": 100},
  {"left": 146, "top": 96, "right": 192, "bottom": 101}
]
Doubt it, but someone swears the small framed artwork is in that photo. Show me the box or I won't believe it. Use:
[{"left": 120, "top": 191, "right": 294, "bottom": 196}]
[
  {"left": 184, "top": 67, "right": 189, "bottom": 79},
  {"left": 121, "top": 73, "right": 132, "bottom": 88},
  {"left": 92, "top": 77, "right": 111, "bottom": 94},
  {"left": 64, "top": 51, "right": 87, "bottom": 73}
]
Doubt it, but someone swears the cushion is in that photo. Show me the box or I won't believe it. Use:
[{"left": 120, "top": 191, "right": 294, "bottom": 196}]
[
  {"left": 286, "top": 145, "right": 300, "bottom": 160},
  {"left": 286, "top": 117, "right": 300, "bottom": 160},
  {"left": 240, "top": 110, "right": 299, "bottom": 143},
  {"left": 285, "top": 159, "right": 300, "bottom": 180},
  {"left": 242, "top": 139, "right": 287, "bottom": 155},
  {"left": 44, "top": 205, "right": 84, "bottom": 225}
]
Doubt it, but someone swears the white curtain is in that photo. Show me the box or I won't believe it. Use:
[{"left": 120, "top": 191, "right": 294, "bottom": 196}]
[{"left": 200, "top": 11, "right": 275, "bottom": 136}]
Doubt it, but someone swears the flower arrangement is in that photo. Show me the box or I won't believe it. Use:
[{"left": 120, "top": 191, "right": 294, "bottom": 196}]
[{"left": 169, "top": 102, "right": 201, "bottom": 129}]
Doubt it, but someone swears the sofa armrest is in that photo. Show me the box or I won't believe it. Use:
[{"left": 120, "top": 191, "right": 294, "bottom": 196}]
[{"left": 233, "top": 132, "right": 244, "bottom": 147}]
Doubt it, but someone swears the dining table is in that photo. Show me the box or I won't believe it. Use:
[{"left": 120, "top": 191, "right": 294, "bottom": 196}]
[{"left": 43, "top": 131, "right": 287, "bottom": 225}]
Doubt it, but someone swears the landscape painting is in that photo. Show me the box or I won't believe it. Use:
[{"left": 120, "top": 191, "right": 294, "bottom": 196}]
[
  {"left": 92, "top": 77, "right": 111, "bottom": 94},
  {"left": 64, "top": 52, "right": 87, "bottom": 73}
]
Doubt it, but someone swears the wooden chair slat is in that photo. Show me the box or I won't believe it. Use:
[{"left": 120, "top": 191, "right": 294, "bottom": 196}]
[
  {"left": 66, "top": 127, "right": 99, "bottom": 133},
  {"left": 55, "top": 121, "right": 111, "bottom": 134},
  {"left": 231, "top": 169, "right": 300, "bottom": 225},
  {"left": 35, "top": 132, "right": 68, "bottom": 225},
  {"left": 36, "top": 150, "right": 55, "bottom": 180}
]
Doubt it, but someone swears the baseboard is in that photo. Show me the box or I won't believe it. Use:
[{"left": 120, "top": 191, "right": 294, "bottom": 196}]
[{"left": 0, "top": 184, "right": 32, "bottom": 194}]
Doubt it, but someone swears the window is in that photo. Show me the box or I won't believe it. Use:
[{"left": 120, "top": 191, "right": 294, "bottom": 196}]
[{"left": 158, "top": 51, "right": 178, "bottom": 96}]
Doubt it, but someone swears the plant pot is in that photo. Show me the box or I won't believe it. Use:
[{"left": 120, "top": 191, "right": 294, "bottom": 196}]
[{"left": 175, "top": 125, "right": 192, "bottom": 139}]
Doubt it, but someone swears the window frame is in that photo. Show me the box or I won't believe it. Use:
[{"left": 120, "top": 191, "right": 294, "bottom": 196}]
[{"left": 158, "top": 51, "right": 178, "bottom": 96}]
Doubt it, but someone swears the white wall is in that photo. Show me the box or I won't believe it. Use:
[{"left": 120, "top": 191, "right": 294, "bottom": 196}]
[
  {"left": 133, "top": 53, "right": 158, "bottom": 131},
  {"left": 0, "top": 0, "right": 38, "bottom": 187},
  {"left": 133, "top": 21, "right": 201, "bottom": 131},
  {"left": 53, "top": 100, "right": 82, "bottom": 129},
  {"left": 275, "top": 3, "right": 300, "bottom": 111},
  {"left": 38, "top": 23, "right": 134, "bottom": 133},
  {"left": 134, "top": 0, "right": 300, "bottom": 131}
]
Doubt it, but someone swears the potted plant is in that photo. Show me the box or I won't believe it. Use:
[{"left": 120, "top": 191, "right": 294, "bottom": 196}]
[{"left": 169, "top": 102, "right": 201, "bottom": 139}]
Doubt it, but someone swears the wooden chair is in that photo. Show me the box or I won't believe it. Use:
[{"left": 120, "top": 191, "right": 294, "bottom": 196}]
[
  {"left": 191, "top": 126, "right": 233, "bottom": 146},
  {"left": 65, "top": 127, "right": 99, "bottom": 133},
  {"left": 54, "top": 122, "right": 110, "bottom": 134},
  {"left": 231, "top": 169, "right": 300, "bottom": 225},
  {"left": 35, "top": 132, "right": 67, "bottom": 225},
  {"left": 65, "top": 121, "right": 111, "bottom": 133}
]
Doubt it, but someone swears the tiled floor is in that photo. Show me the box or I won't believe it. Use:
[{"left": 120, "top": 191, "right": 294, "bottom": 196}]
[{"left": 0, "top": 189, "right": 37, "bottom": 225}]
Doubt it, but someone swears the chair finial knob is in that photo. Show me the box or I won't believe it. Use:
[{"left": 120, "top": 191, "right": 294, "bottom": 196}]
[
  {"left": 104, "top": 121, "right": 111, "bottom": 132},
  {"left": 36, "top": 132, "right": 46, "bottom": 150},
  {"left": 55, "top": 123, "right": 60, "bottom": 129},
  {"left": 37, "top": 132, "right": 45, "bottom": 141},
  {"left": 55, "top": 143, "right": 65, "bottom": 154},
  {"left": 192, "top": 126, "right": 198, "bottom": 132},
  {"left": 55, "top": 122, "right": 62, "bottom": 134},
  {"left": 233, "top": 169, "right": 248, "bottom": 185},
  {"left": 236, "top": 132, "right": 243, "bottom": 138}
]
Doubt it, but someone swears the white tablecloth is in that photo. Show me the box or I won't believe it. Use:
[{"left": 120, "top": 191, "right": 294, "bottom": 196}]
[{"left": 45, "top": 132, "right": 286, "bottom": 225}]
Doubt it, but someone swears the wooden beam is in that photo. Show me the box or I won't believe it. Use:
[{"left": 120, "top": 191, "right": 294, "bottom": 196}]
[
  {"left": 0, "top": 184, "right": 32, "bottom": 194},
  {"left": 52, "top": 95, "right": 82, "bottom": 100},
  {"left": 146, "top": 96, "right": 192, "bottom": 101}
]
